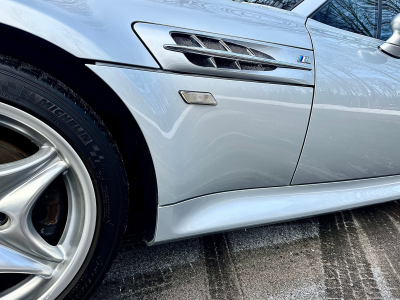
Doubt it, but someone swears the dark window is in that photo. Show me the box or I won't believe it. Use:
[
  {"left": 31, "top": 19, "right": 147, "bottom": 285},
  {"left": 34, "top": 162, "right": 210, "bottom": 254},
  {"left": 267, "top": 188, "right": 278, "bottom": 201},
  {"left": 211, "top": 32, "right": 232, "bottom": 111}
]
[
  {"left": 233, "top": 0, "right": 304, "bottom": 11},
  {"left": 381, "top": 0, "right": 400, "bottom": 40},
  {"left": 311, "top": 0, "right": 379, "bottom": 38}
]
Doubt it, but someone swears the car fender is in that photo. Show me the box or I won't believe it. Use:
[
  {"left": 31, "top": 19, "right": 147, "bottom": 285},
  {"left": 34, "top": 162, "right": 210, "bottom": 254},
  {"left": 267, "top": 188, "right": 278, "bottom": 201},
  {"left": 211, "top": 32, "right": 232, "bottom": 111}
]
[
  {"left": 0, "top": 0, "right": 311, "bottom": 68},
  {"left": 0, "top": 0, "right": 159, "bottom": 67}
]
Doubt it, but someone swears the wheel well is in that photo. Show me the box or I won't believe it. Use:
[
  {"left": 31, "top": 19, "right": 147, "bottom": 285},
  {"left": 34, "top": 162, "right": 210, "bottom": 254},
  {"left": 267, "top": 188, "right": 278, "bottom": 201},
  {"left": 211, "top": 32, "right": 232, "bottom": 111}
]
[{"left": 0, "top": 23, "right": 157, "bottom": 241}]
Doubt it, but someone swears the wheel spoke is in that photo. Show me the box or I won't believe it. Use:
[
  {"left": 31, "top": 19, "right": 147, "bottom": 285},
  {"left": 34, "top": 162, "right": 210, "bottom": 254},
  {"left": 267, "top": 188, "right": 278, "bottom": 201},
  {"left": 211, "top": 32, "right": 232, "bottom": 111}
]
[
  {"left": 0, "top": 147, "right": 68, "bottom": 264},
  {"left": 0, "top": 88, "right": 97, "bottom": 298},
  {"left": 0, "top": 147, "right": 57, "bottom": 197},
  {"left": 0, "top": 245, "right": 53, "bottom": 278}
]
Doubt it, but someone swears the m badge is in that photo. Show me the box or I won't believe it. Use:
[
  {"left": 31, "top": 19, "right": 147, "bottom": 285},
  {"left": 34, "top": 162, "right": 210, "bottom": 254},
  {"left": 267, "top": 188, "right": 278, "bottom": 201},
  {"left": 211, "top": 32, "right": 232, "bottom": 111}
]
[{"left": 298, "top": 55, "right": 311, "bottom": 64}]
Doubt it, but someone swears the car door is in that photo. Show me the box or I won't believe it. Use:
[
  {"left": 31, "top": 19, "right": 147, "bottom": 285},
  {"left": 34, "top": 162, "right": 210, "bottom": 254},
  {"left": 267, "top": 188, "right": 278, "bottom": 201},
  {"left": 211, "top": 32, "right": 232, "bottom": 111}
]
[{"left": 292, "top": 0, "right": 400, "bottom": 184}]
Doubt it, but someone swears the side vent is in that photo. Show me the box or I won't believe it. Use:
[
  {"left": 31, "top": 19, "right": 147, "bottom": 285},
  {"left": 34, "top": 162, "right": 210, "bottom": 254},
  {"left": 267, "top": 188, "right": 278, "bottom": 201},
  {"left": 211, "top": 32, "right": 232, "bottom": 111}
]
[
  {"left": 133, "top": 23, "right": 315, "bottom": 85},
  {"left": 165, "top": 32, "right": 311, "bottom": 71},
  {"left": 169, "top": 33, "right": 276, "bottom": 71}
]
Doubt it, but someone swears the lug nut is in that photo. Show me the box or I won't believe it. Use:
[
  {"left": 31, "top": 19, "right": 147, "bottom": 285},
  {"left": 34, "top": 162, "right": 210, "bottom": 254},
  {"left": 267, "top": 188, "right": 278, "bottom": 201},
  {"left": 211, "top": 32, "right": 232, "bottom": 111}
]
[{"left": 0, "top": 213, "right": 8, "bottom": 226}]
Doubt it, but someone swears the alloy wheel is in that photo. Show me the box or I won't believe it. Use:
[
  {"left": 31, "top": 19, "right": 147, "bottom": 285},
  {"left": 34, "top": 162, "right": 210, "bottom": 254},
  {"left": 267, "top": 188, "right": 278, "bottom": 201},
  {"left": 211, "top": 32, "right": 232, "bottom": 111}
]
[{"left": 0, "top": 102, "right": 96, "bottom": 300}]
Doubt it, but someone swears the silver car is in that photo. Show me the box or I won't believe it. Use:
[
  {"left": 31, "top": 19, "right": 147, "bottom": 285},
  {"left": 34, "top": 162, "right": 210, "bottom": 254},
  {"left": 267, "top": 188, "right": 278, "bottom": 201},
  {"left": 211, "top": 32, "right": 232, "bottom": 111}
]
[{"left": 0, "top": 0, "right": 399, "bottom": 298}]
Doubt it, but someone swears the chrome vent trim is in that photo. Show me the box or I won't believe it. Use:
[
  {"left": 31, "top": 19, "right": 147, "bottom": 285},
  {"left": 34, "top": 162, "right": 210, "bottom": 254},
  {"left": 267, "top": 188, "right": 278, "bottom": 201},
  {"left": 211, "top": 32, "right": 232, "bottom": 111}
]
[
  {"left": 166, "top": 33, "right": 311, "bottom": 71},
  {"left": 133, "top": 23, "right": 315, "bottom": 86}
]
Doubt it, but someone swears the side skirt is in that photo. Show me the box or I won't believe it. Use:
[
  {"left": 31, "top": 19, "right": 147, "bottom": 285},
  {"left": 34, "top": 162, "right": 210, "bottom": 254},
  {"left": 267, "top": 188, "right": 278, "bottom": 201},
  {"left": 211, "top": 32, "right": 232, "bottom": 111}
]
[{"left": 152, "top": 175, "right": 400, "bottom": 244}]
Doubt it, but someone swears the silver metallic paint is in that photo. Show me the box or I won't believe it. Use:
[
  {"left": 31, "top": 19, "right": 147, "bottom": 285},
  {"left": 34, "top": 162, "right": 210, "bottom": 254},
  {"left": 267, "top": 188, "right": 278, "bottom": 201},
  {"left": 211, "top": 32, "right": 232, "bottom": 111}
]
[
  {"left": 380, "top": 42, "right": 400, "bottom": 58},
  {"left": 135, "top": 23, "right": 314, "bottom": 86},
  {"left": 0, "top": 0, "right": 311, "bottom": 67},
  {"left": 3, "top": 0, "right": 400, "bottom": 249},
  {"left": 0, "top": 0, "right": 159, "bottom": 68},
  {"left": 154, "top": 174, "right": 400, "bottom": 243},
  {"left": 380, "top": 13, "right": 400, "bottom": 58},
  {"left": 292, "top": 0, "right": 328, "bottom": 16},
  {"left": 293, "top": 20, "right": 400, "bottom": 185},
  {"left": 88, "top": 65, "right": 313, "bottom": 205}
]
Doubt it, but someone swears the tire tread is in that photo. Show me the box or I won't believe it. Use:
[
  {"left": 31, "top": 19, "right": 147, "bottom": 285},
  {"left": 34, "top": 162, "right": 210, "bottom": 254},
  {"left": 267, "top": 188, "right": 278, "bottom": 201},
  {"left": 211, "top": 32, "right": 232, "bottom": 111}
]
[{"left": 0, "top": 54, "right": 129, "bottom": 299}]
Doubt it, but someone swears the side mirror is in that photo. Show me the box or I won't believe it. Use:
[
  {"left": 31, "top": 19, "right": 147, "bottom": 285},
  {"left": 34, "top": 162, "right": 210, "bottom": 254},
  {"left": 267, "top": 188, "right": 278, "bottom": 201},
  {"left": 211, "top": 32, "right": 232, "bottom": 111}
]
[{"left": 380, "top": 13, "right": 400, "bottom": 58}]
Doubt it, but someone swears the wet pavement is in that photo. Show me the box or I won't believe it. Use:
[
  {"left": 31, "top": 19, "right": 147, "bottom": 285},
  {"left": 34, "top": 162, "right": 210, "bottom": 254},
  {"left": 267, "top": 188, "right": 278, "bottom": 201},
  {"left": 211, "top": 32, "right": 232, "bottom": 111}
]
[{"left": 91, "top": 200, "right": 400, "bottom": 300}]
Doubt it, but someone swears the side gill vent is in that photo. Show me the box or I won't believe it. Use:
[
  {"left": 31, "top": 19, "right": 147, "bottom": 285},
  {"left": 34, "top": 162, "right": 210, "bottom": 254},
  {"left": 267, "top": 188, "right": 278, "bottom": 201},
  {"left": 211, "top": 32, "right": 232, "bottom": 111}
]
[{"left": 170, "top": 33, "right": 277, "bottom": 72}]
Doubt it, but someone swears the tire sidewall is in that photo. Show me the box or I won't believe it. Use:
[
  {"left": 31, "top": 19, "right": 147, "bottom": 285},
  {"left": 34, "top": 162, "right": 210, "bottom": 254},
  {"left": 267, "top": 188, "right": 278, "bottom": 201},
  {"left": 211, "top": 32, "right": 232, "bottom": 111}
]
[{"left": 0, "top": 65, "right": 127, "bottom": 300}]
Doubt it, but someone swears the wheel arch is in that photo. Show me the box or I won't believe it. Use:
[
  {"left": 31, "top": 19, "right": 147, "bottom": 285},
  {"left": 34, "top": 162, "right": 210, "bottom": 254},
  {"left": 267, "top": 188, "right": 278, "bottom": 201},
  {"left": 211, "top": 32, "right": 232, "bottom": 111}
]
[{"left": 0, "top": 22, "right": 158, "bottom": 242}]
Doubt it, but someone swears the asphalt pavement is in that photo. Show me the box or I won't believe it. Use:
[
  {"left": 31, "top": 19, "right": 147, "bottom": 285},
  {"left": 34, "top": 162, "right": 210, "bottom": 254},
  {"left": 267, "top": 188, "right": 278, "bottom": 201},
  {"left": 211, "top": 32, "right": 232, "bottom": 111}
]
[{"left": 91, "top": 200, "right": 400, "bottom": 300}]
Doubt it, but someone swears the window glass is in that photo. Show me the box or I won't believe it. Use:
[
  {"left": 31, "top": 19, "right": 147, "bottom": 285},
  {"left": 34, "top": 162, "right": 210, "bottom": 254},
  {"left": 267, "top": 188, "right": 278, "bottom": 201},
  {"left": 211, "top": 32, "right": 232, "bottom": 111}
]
[
  {"left": 232, "top": 0, "right": 304, "bottom": 11},
  {"left": 381, "top": 0, "right": 400, "bottom": 40},
  {"left": 311, "top": 0, "right": 378, "bottom": 38}
]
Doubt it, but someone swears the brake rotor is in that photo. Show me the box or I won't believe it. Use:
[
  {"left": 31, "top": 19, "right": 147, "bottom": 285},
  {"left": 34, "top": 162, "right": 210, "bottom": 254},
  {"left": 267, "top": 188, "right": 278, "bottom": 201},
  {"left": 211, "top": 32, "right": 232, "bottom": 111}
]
[{"left": 0, "top": 139, "right": 29, "bottom": 164}]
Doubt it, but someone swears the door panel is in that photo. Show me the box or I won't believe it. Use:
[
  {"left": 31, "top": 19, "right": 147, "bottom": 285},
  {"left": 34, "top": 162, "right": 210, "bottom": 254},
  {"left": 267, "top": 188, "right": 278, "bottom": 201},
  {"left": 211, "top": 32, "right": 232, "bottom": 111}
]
[{"left": 292, "top": 19, "right": 400, "bottom": 185}]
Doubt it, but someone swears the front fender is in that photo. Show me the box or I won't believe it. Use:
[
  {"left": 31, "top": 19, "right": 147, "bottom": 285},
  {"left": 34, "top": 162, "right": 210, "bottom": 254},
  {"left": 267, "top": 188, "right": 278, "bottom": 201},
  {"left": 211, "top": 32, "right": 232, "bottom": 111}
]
[
  {"left": 0, "top": 0, "right": 159, "bottom": 67},
  {"left": 0, "top": 0, "right": 310, "bottom": 67}
]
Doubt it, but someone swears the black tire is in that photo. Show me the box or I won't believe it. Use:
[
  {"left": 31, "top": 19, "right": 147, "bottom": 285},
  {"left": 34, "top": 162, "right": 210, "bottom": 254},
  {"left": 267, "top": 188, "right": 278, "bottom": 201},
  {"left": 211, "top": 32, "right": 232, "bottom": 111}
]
[{"left": 0, "top": 54, "right": 129, "bottom": 300}]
